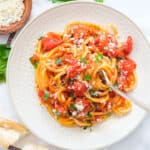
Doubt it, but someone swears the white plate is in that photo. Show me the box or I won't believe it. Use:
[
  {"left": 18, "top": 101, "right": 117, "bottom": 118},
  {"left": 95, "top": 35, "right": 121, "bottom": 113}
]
[{"left": 7, "top": 2, "right": 150, "bottom": 150}]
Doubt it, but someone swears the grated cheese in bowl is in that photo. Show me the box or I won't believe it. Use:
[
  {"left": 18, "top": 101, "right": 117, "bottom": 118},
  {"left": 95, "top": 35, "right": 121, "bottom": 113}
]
[{"left": 0, "top": 0, "right": 25, "bottom": 27}]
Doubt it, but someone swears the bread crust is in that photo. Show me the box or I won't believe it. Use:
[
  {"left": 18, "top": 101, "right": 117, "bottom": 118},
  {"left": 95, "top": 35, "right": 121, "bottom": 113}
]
[{"left": 0, "top": 117, "right": 29, "bottom": 149}]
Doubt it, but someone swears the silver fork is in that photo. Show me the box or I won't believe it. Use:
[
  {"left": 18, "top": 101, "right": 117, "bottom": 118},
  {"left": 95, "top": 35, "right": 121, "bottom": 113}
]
[{"left": 101, "top": 70, "right": 150, "bottom": 112}]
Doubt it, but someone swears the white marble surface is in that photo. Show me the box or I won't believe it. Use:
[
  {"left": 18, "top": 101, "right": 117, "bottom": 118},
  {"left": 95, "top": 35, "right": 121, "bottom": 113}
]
[{"left": 0, "top": 0, "right": 150, "bottom": 150}]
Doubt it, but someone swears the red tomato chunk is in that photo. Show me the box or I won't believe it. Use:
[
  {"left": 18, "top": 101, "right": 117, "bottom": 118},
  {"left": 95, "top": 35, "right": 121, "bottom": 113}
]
[
  {"left": 42, "top": 32, "right": 62, "bottom": 51},
  {"left": 118, "top": 58, "right": 136, "bottom": 74},
  {"left": 55, "top": 104, "right": 66, "bottom": 115},
  {"left": 122, "top": 36, "right": 133, "bottom": 55},
  {"left": 75, "top": 98, "right": 91, "bottom": 114},
  {"left": 67, "top": 61, "right": 82, "bottom": 78},
  {"left": 67, "top": 81, "right": 87, "bottom": 96}
]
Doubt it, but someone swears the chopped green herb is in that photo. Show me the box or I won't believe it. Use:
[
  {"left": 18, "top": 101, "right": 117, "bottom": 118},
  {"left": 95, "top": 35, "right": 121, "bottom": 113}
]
[
  {"left": 95, "top": 0, "right": 104, "bottom": 2},
  {"left": 87, "top": 112, "right": 92, "bottom": 118},
  {"left": 113, "top": 80, "right": 118, "bottom": 87},
  {"left": 96, "top": 53, "right": 103, "bottom": 63},
  {"left": 116, "top": 64, "right": 121, "bottom": 75},
  {"left": 31, "top": 61, "right": 39, "bottom": 68},
  {"left": 106, "top": 112, "right": 112, "bottom": 117},
  {"left": 67, "top": 78, "right": 76, "bottom": 84},
  {"left": 53, "top": 109, "right": 60, "bottom": 118},
  {"left": 0, "top": 44, "right": 11, "bottom": 83},
  {"left": 117, "top": 57, "right": 123, "bottom": 60},
  {"left": 34, "top": 62, "right": 39, "bottom": 68},
  {"left": 86, "top": 120, "right": 92, "bottom": 125},
  {"left": 108, "top": 87, "right": 112, "bottom": 91},
  {"left": 68, "top": 92, "right": 74, "bottom": 97},
  {"left": 80, "top": 57, "right": 87, "bottom": 64},
  {"left": 0, "top": 60, "right": 7, "bottom": 82},
  {"left": 29, "top": 57, "right": 39, "bottom": 68},
  {"left": 95, "top": 104, "right": 100, "bottom": 110},
  {"left": 43, "top": 90, "right": 50, "bottom": 100},
  {"left": 84, "top": 73, "right": 92, "bottom": 81},
  {"left": 0, "top": 59, "right": 7, "bottom": 74},
  {"left": 116, "top": 64, "right": 119, "bottom": 71},
  {"left": 83, "top": 125, "right": 92, "bottom": 130},
  {"left": 38, "top": 36, "right": 44, "bottom": 40},
  {"left": 70, "top": 104, "right": 77, "bottom": 111},
  {"left": 90, "top": 127, "right": 93, "bottom": 132},
  {"left": 89, "top": 89, "right": 95, "bottom": 96},
  {"left": 55, "top": 57, "right": 62, "bottom": 65},
  {"left": 83, "top": 126, "right": 88, "bottom": 130},
  {"left": 68, "top": 110, "right": 72, "bottom": 116}
]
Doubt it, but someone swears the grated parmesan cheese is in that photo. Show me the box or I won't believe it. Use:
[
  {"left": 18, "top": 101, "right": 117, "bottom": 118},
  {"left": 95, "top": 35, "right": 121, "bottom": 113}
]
[
  {"left": 72, "top": 111, "right": 77, "bottom": 116},
  {"left": 75, "top": 101, "right": 84, "bottom": 111},
  {"left": 0, "top": 0, "right": 25, "bottom": 27}
]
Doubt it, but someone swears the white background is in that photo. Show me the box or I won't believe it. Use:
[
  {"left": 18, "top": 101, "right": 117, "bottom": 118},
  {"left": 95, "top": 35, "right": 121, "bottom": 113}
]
[{"left": 0, "top": 0, "right": 150, "bottom": 150}]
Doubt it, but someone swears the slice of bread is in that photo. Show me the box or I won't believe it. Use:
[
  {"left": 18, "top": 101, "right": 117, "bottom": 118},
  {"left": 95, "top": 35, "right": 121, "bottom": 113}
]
[
  {"left": 23, "top": 144, "right": 48, "bottom": 150},
  {"left": 0, "top": 117, "right": 29, "bottom": 149}
]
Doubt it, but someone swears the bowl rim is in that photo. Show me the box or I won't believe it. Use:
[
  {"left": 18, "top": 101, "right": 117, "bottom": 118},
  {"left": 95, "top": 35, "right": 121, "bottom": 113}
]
[
  {"left": 0, "top": 0, "right": 32, "bottom": 35},
  {"left": 6, "top": 1, "right": 149, "bottom": 150}
]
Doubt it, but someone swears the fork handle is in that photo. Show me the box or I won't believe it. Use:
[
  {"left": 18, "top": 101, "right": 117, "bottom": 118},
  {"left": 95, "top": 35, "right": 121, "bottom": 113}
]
[{"left": 110, "top": 84, "right": 150, "bottom": 112}]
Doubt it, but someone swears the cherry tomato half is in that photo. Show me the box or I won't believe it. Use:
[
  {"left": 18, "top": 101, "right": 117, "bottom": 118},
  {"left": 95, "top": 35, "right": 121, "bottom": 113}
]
[
  {"left": 118, "top": 58, "right": 136, "bottom": 74},
  {"left": 122, "top": 36, "right": 133, "bottom": 55},
  {"left": 42, "top": 32, "right": 62, "bottom": 51}
]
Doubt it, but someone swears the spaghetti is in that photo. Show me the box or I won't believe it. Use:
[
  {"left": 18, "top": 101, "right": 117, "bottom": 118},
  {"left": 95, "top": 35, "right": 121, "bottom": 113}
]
[{"left": 30, "top": 22, "right": 137, "bottom": 128}]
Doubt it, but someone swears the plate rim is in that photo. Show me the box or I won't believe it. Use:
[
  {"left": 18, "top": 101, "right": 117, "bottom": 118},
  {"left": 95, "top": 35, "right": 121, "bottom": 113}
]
[{"left": 6, "top": 1, "right": 149, "bottom": 150}]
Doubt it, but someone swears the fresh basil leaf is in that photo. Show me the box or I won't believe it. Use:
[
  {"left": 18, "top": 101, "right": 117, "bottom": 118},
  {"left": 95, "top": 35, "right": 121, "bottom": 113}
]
[
  {"left": 96, "top": 53, "right": 103, "bottom": 63},
  {"left": 0, "top": 44, "right": 10, "bottom": 49},
  {"left": 84, "top": 73, "right": 92, "bottom": 81},
  {"left": 0, "top": 44, "right": 11, "bottom": 83},
  {"left": 55, "top": 57, "right": 62, "bottom": 65},
  {"left": 80, "top": 57, "right": 87, "bottom": 64},
  {"left": 1, "top": 49, "right": 10, "bottom": 60},
  {"left": 0, "top": 74, "right": 6, "bottom": 82},
  {"left": 95, "top": 0, "right": 104, "bottom": 2}
]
